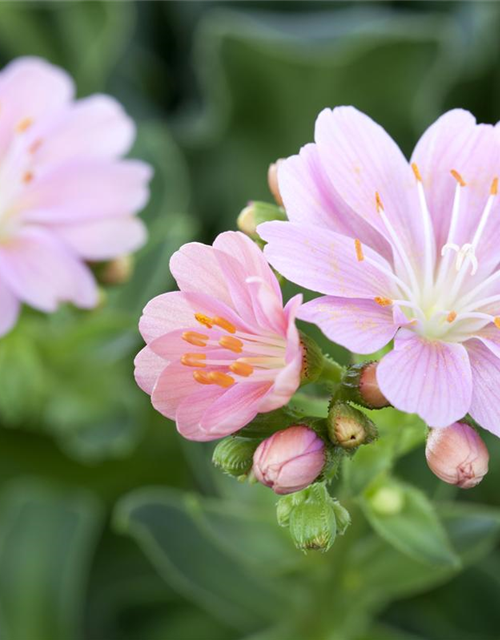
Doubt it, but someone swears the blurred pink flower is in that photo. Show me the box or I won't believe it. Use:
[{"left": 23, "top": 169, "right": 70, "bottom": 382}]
[
  {"left": 134, "top": 231, "right": 303, "bottom": 441},
  {"left": 253, "top": 425, "right": 325, "bottom": 495},
  {"left": 0, "top": 57, "right": 152, "bottom": 335},
  {"left": 259, "top": 107, "right": 500, "bottom": 434}
]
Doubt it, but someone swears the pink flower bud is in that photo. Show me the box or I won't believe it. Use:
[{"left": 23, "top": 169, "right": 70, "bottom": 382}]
[
  {"left": 360, "top": 362, "right": 390, "bottom": 409},
  {"left": 253, "top": 426, "right": 325, "bottom": 495},
  {"left": 425, "top": 422, "right": 489, "bottom": 489},
  {"left": 267, "top": 160, "right": 284, "bottom": 207}
]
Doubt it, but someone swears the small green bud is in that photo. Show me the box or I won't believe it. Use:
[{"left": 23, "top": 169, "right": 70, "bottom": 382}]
[
  {"left": 267, "top": 160, "right": 284, "bottom": 206},
  {"left": 237, "top": 201, "right": 287, "bottom": 239},
  {"left": 212, "top": 436, "right": 259, "bottom": 479},
  {"left": 276, "top": 490, "right": 307, "bottom": 528},
  {"left": 327, "top": 402, "right": 377, "bottom": 450},
  {"left": 331, "top": 500, "right": 351, "bottom": 535},
  {"left": 299, "top": 332, "right": 324, "bottom": 385},
  {"left": 341, "top": 362, "right": 390, "bottom": 410},
  {"left": 370, "top": 485, "right": 405, "bottom": 515},
  {"left": 289, "top": 488, "right": 336, "bottom": 553}
]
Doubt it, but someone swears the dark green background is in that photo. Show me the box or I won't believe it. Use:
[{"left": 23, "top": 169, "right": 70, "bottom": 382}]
[{"left": 1, "top": 2, "right": 500, "bottom": 639}]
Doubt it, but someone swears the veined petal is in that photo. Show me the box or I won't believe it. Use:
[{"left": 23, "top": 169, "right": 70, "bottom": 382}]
[
  {"left": 134, "top": 345, "right": 168, "bottom": 395},
  {"left": 0, "top": 275, "right": 20, "bottom": 337},
  {"left": 176, "top": 386, "right": 228, "bottom": 442},
  {"left": 139, "top": 292, "right": 195, "bottom": 343},
  {"left": 151, "top": 361, "right": 206, "bottom": 419},
  {"left": 298, "top": 296, "right": 401, "bottom": 354},
  {"left": 258, "top": 351, "right": 302, "bottom": 413},
  {"left": 465, "top": 339, "right": 500, "bottom": 438},
  {"left": 377, "top": 330, "right": 472, "bottom": 427},
  {"left": 259, "top": 221, "right": 396, "bottom": 299}
]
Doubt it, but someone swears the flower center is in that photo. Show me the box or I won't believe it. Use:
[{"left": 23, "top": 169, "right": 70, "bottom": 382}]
[
  {"left": 358, "top": 166, "right": 500, "bottom": 342},
  {"left": 180, "top": 313, "right": 287, "bottom": 387}
]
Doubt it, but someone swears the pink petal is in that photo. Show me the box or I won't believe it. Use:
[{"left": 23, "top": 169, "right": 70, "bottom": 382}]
[
  {"left": 176, "top": 386, "right": 228, "bottom": 442},
  {"left": 465, "top": 339, "right": 500, "bottom": 437},
  {"left": 200, "top": 382, "right": 272, "bottom": 436},
  {"left": 314, "top": 107, "right": 426, "bottom": 272},
  {"left": 258, "top": 352, "right": 302, "bottom": 413},
  {"left": 151, "top": 361, "right": 203, "bottom": 419},
  {"left": 246, "top": 277, "right": 286, "bottom": 336},
  {"left": 21, "top": 160, "right": 152, "bottom": 222},
  {"left": 0, "top": 276, "right": 20, "bottom": 337},
  {"left": 377, "top": 330, "right": 472, "bottom": 427},
  {"left": 0, "top": 227, "right": 98, "bottom": 311},
  {"left": 134, "top": 345, "right": 168, "bottom": 395},
  {"left": 283, "top": 294, "right": 303, "bottom": 355},
  {"left": 298, "top": 296, "right": 400, "bottom": 354},
  {"left": 53, "top": 217, "right": 146, "bottom": 261},
  {"left": 36, "top": 94, "right": 135, "bottom": 166},
  {"left": 139, "top": 292, "right": 195, "bottom": 343},
  {"left": 279, "top": 143, "right": 391, "bottom": 260},
  {"left": 259, "top": 221, "right": 395, "bottom": 299}
]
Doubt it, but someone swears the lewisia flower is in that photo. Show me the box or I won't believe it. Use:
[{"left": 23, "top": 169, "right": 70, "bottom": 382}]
[
  {"left": 0, "top": 57, "right": 152, "bottom": 336},
  {"left": 259, "top": 107, "right": 500, "bottom": 434},
  {"left": 134, "top": 231, "right": 303, "bottom": 441}
]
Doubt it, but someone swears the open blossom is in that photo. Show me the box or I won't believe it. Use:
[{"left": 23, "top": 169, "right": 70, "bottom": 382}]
[
  {"left": 259, "top": 107, "right": 500, "bottom": 434},
  {"left": 134, "top": 231, "right": 303, "bottom": 441},
  {"left": 0, "top": 57, "right": 152, "bottom": 336}
]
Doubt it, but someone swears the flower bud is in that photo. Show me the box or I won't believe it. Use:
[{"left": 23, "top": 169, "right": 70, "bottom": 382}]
[
  {"left": 212, "top": 436, "right": 259, "bottom": 479},
  {"left": 299, "top": 332, "right": 324, "bottom": 384},
  {"left": 425, "top": 422, "right": 489, "bottom": 489},
  {"left": 237, "top": 201, "right": 287, "bottom": 239},
  {"left": 267, "top": 159, "right": 284, "bottom": 206},
  {"left": 276, "top": 490, "right": 307, "bottom": 527},
  {"left": 253, "top": 426, "right": 325, "bottom": 495},
  {"left": 327, "top": 403, "right": 377, "bottom": 449},
  {"left": 288, "top": 484, "right": 336, "bottom": 552},
  {"left": 341, "top": 362, "right": 390, "bottom": 409},
  {"left": 99, "top": 254, "right": 134, "bottom": 285},
  {"left": 331, "top": 499, "right": 351, "bottom": 535}
]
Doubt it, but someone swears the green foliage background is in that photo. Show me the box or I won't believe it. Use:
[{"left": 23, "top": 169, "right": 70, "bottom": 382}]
[{"left": 1, "top": 1, "right": 500, "bottom": 639}]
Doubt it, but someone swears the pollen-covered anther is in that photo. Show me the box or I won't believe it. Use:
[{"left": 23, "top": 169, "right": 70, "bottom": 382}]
[
  {"left": 229, "top": 361, "right": 254, "bottom": 377},
  {"left": 374, "top": 296, "right": 392, "bottom": 307},
  {"left": 447, "top": 311, "right": 457, "bottom": 323},
  {"left": 212, "top": 316, "right": 236, "bottom": 333},
  {"left": 16, "top": 117, "right": 33, "bottom": 133},
  {"left": 411, "top": 162, "right": 422, "bottom": 182},
  {"left": 195, "top": 313, "right": 213, "bottom": 329},
  {"left": 494, "top": 317, "right": 500, "bottom": 330},
  {"left": 209, "top": 371, "right": 235, "bottom": 388},
  {"left": 354, "top": 238, "right": 364, "bottom": 262},
  {"left": 181, "top": 353, "right": 207, "bottom": 367},
  {"left": 219, "top": 335, "right": 243, "bottom": 353},
  {"left": 182, "top": 331, "right": 209, "bottom": 347},
  {"left": 491, "top": 177, "right": 498, "bottom": 196},
  {"left": 450, "top": 169, "right": 466, "bottom": 187},
  {"left": 193, "top": 370, "right": 212, "bottom": 385},
  {"left": 375, "top": 191, "right": 384, "bottom": 213}
]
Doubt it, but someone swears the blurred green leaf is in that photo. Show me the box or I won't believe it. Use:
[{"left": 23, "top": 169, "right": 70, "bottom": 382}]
[
  {"left": 359, "top": 479, "right": 459, "bottom": 568},
  {"left": 0, "top": 479, "right": 102, "bottom": 640}
]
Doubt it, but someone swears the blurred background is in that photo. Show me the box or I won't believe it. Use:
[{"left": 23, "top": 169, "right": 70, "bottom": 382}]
[{"left": 1, "top": 1, "right": 500, "bottom": 639}]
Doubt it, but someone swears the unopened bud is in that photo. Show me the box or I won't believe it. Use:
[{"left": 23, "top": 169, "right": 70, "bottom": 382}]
[
  {"left": 253, "top": 425, "right": 325, "bottom": 495},
  {"left": 99, "top": 255, "right": 134, "bottom": 285},
  {"left": 341, "top": 362, "right": 390, "bottom": 409},
  {"left": 327, "top": 403, "right": 377, "bottom": 449},
  {"left": 425, "top": 422, "right": 489, "bottom": 489},
  {"left": 213, "top": 436, "right": 259, "bottom": 479},
  {"left": 267, "top": 159, "right": 284, "bottom": 206},
  {"left": 331, "top": 500, "right": 351, "bottom": 535},
  {"left": 288, "top": 484, "right": 336, "bottom": 552},
  {"left": 276, "top": 490, "right": 307, "bottom": 527},
  {"left": 237, "top": 201, "right": 287, "bottom": 239},
  {"left": 299, "top": 332, "right": 324, "bottom": 384}
]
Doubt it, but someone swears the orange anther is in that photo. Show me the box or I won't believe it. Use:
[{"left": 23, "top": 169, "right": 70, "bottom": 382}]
[
  {"left": 491, "top": 177, "right": 498, "bottom": 196},
  {"left": 354, "top": 238, "right": 364, "bottom": 262},
  {"left": 494, "top": 317, "right": 500, "bottom": 330},
  {"left": 411, "top": 163, "right": 422, "bottom": 182},
  {"left": 209, "top": 371, "right": 235, "bottom": 388},
  {"left": 23, "top": 171, "right": 33, "bottom": 184},
  {"left": 29, "top": 138, "right": 43, "bottom": 154},
  {"left": 193, "top": 370, "right": 213, "bottom": 385},
  {"left": 446, "top": 311, "right": 457, "bottom": 323},
  {"left": 181, "top": 353, "right": 207, "bottom": 367},
  {"left": 212, "top": 316, "right": 236, "bottom": 333},
  {"left": 195, "top": 313, "right": 213, "bottom": 329},
  {"left": 374, "top": 296, "right": 392, "bottom": 307},
  {"left": 450, "top": 169, "right": 466, "bottom": 187},
  {"left": 16, "top": 117, "right": 33, "bottom": 133},
  {"left": 219, "top": 335, "right": 243, "bottom": 353},
  {"left": 375, "top": 191, "right": 384, "bottom": 212},
  {"left": 182, "top": 331, "right": 209, "bottom": 347},
  {"left": 229, "top": 361, "right": 254, "bottom": 377}
]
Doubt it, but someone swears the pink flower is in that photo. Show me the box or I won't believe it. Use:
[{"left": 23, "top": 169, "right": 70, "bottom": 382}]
[
  {"left": 259, "top": 107, "right": 500, "bottom": 434},
  {"left": 134, "top": 231, "right": 303, "bottom": 441},
  {"left": 426, "top": 422, "right": 489, "bottom": 489},
  {"left": 0, "top": 57, "right": 152, "bottom": 336},
  {"left": 253, "top": 426, "right": 325, "bottom": 494}
]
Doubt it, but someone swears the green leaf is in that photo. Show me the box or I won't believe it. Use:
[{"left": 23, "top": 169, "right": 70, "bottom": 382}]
[
  {"left": 359, "top": 478, "right": 459, "bottom": 568},
  {"left": 0, "top": 479, "right": 103, "bottom": 640},
  {"left": 114, "top": 488, "right": 291, "bottom": 634}
]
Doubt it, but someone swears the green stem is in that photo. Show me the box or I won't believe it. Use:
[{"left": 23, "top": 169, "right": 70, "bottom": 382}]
[{"left": 319, "top": 356, "right": 345, "bottom": 386}]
